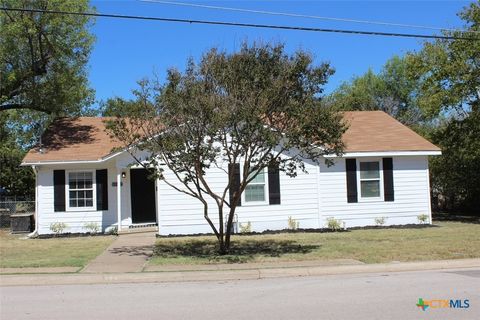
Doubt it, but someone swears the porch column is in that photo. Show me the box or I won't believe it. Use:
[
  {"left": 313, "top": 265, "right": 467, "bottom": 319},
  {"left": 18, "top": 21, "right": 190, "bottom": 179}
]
[{"left": 116, "top": 169, "right": 122, "bottom": 232}]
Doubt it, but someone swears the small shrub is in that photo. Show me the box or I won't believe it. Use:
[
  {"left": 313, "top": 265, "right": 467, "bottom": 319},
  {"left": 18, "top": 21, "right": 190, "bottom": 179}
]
[
  {"left": 287, "top": 216, "right": 300, "bottom": 230},
  {"left": 417, "top": 214, "right": 429, "bottom": 224},
  {"left": 239, "top": 221, "right": 252, "bottom": 233},
  {"left": 374, "top": 217, "right": 387, "bottom": 226},
  {"left": 84, "top": 222, "right": 100, "bottom": 234},
  {"left": 50, "top": 222, "right": 67, "bottom": 235},
  {"left": 105, "top": 226, "right": 118, "bottom": 235},
  {"left": 326, "top": 217, "right": 342, "bottom": 231}
]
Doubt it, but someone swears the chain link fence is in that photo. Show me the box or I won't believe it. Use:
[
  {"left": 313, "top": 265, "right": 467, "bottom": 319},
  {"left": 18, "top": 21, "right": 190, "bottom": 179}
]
[{"left": 0, "top": 200, "right": 35, "bottom": 228}]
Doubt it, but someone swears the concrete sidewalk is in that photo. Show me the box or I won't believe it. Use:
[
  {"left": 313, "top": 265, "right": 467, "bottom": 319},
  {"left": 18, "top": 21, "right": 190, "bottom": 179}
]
[
  {"left": 81, "top": 232, "right": 156, "bottom": 273},
  {"left": 144, "top": 258, "right": 364, "bottom": 272},
  {"left": 1, "top": 258, "right": 479, "bottom": 287}
]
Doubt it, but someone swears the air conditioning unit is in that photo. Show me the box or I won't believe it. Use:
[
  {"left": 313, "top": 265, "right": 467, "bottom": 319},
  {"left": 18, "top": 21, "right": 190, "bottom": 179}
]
[{"left": 224, "top": 214, "right": 238, "bottom": 234}]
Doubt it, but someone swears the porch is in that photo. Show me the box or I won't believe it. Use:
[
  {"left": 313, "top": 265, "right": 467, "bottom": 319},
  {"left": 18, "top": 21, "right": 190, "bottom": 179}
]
[{"left": 114, "top": 165, "right": 159, "bottom": 233}]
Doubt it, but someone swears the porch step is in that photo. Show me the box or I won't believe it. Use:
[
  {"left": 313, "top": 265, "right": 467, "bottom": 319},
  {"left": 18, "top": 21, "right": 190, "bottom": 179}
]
[{"left": 118, "top": 226, "right": 158, "bottom": 234}]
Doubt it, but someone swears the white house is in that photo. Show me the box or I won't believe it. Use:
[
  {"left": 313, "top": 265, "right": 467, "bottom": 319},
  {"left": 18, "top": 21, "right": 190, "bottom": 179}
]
[{"left": 21, "top": 111, "right": 441, "bottom": 235}]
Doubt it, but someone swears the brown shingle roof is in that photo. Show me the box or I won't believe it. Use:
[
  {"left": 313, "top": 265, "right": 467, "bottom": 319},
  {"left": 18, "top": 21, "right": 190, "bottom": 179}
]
[
  {"left": 22, "top": 117, "right": 122, "bottom": 164},
  {"left": 342, "top": 111, "right": 440, "bottom": 152},
  {"left": 22, "top": 111, "right": 440, "bottom": 164}
]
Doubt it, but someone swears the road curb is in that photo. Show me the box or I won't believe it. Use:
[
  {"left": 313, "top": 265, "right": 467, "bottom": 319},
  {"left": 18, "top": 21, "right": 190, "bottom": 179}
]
[{"left": 1, "top": 258, "right": 479, "bottom": 286}]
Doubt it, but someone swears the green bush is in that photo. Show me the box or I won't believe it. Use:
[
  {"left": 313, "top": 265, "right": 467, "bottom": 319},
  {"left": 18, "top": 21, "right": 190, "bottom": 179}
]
[
  {"left": 374, "top": 217, "right": 387, "bottom": 226},
  {"left": 50, "top": 222, "right": 67, "bottom": 234},
  {"left": 84, "top": 222, "right": 100, "bottom": 234},
  {"left": 417, "top": 214, "right": 429, "bottom": 224},
  {"left": 326, "top": 217, "right": 343, "bottom": 231},
  {"left": 239, "top": 221, "right": 252, "bottom": 233},
  {"left": 287, "top": 216, "right": 300, "bottom": 230}
]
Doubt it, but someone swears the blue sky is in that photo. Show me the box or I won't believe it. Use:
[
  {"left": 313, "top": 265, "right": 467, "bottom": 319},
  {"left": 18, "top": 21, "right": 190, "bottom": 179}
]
[{"left": 89, "top": 0, "right": 471, "bottom": 106}]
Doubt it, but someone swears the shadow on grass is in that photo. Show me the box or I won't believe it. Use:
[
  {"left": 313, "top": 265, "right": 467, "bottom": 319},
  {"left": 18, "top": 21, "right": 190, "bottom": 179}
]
[
  {"left": 433, "top": 213, "right": 480, "bottom": 224},
  {"left": 154, "top": 239, "right": 319, "bottom": 263}
]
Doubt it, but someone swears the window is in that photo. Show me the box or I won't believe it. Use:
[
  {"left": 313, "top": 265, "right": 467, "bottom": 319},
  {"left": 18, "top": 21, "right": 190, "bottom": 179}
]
[
  {"left": 67, "top": 171, "right": 95, "bottom": 209},
  {"left": 359, "top": 161, "right": 381, "bottom": 198},
  {"left": 245, "top": 170, "right": 267, "bottom": 202}
]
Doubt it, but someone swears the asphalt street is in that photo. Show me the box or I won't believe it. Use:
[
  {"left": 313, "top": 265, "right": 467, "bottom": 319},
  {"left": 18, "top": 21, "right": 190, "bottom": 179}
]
[{"left": 1, "top": 268, "right": 479, "bottom": 320}]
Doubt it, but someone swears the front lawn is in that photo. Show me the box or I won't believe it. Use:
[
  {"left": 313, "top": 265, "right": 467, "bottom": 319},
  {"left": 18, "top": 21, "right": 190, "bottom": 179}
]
[
  {"left": 0, "top": 230, "right": 115, "bottom": 268},
  {"left": 150, "top": 221, "right": 480, "bottom": 265}
]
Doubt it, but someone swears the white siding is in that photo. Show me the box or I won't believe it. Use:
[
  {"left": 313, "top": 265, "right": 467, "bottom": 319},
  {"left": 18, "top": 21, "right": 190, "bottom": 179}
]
[
  {"left": 318, "top": 156, "right": 431, "bottom": 227},
  {"left": 36, "top": 162, "right": 119, "bottom": 234},
  {"left": 157, "top": 158, "right": 320, "bottom": 235},
  {"left": 34, "top": 152, "right": 433, "bottom": 235}
]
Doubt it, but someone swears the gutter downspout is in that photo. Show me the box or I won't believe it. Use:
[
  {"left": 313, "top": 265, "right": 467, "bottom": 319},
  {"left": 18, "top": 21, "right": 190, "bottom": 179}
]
[{"left": 28, "top": 165, "right": 39, "bottom": 238}]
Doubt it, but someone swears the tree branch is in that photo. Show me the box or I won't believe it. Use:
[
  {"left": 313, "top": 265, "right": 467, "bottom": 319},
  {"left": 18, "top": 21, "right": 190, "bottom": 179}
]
[{"left": 0, "top": 103, "right": 50, "bottom": 113}]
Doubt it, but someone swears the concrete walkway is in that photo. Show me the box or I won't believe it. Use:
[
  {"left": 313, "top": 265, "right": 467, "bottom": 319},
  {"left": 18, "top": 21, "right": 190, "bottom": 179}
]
[{"left": 81, "top": 232, "right": 156, "bottom": 273}]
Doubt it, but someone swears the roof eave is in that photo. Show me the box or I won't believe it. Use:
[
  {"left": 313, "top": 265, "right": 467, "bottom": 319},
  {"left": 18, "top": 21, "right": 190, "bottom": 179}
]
[
  {"left": 325, "top": 150, "right": 442, "bottom": 158},
  {"left": 20, "top": 149, "right": 125, "bottom": 167}
]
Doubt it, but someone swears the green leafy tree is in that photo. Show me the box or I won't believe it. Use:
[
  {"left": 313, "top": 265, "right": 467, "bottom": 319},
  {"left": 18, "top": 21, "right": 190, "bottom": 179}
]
[
  {"left": 0, "top": 0, "right": 96, "bottom": 196},
  {"left": 107, "top": 43, "right": 346, "bottom": 253},
  {"left": 429, "top": 112, "right": 480, "bottom": 212},
  {"left": 0, "top": 113, "right": 34, "bottom": 197},
  {"left": 327, "top": 55, "right": 424, "bottom": 125},
  {"left": 407, "top": 2, "right": 480, "bottom": 213},
  {"left": 406, "top": 2, "right": 479, "bottom": 117},
  {"left": 1, "top": 0, "right": 95, "bottom": 114},
  {"left": 101, "top": 97, "right": 143, "bottom": 117}
]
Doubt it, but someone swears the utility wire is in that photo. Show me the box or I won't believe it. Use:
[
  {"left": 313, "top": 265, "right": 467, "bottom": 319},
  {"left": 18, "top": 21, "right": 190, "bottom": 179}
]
[
  {"left": 1, "top": 7, "right": 478, "bottom": 41},
  {"left": 141, "top": 0, "right": 480, "bottom": 35}
]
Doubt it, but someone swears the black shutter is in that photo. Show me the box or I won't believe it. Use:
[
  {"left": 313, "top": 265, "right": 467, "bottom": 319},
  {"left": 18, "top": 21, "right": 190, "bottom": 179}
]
[
  {"left": 268, "top": 164, "right": 281, "bottom": 205},
  {"left": 383, "top": 158, "right": 394, "bottom": 202},
  {"left": 345, "top": 159, "right": 358, "bottom": 203},
  {"left": 53, "top": 170, "right": 66, "bottom": 212},
  {"left": 228, "top": 164, "right": 241, "bottom": 206},
  {"left": 96, "top": 169, "right": 109, "bottom": 210}
]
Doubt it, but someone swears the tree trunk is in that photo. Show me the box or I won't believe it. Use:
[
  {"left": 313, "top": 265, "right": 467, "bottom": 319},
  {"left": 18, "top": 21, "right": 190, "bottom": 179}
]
[
  {"left": 214, "top": 202, "right": 239, "bottom": 255},
  {"left": 224, "top": 206, "right": 237, "bottom": 251},
  {"left": 217, "top": 204, "right": 226, "bottom": 254},
  {"left": 0, "top": 103, "right": 51, "bottom": 113},
  {"left": 218, "top": 240, "right": 227, "bottom": 255}
]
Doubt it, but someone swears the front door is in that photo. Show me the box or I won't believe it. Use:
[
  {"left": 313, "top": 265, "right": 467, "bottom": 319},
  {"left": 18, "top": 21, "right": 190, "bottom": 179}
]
[{"left": 130, "top": 169, "right": 156, "bottom": 223}]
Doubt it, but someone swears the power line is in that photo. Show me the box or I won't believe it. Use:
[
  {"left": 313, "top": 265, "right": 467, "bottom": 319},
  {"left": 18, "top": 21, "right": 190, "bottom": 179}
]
[
  {"left": 1, "top": 7, "right": 478, "bottom": 41},
  {"left": 142, "top": 0, "right": 480, "bottom": 35}
]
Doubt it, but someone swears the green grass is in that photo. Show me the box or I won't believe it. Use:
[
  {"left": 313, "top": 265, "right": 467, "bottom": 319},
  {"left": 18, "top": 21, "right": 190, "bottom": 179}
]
[
  {"left": 150, "top": 221, "right": 480, "bottom": 265},
  {"left": 0, "top": 230, "right": 115, "bottom": 268}
]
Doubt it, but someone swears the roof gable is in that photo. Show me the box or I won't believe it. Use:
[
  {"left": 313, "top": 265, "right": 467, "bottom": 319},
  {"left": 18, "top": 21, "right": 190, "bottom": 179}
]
[{"left": 342, "top": 111, "right": 440, "bottom": 153}]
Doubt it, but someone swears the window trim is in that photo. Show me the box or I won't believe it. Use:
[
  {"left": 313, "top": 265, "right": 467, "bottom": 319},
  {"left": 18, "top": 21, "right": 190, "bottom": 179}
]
[
  {"left": 242, "top": 167, "right": 269, "bottom": 206},
  {"left": 356, "top": 158, "right": 384, "bottom": 202},
  {"left": 65, "top": 170, "right": 97, "bottom": 212}
]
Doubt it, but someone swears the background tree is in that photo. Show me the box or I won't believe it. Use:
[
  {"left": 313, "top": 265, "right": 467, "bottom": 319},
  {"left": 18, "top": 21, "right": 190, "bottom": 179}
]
[
  {"left": 101, "top": 96, "right": 142, "bottom": 117},
  {"left": 406, "top": 2, "right": 479, "bottom": 117},
  {"left": 406, "top": 2, "right": 480, "bottom": 213},
  {"left": 327, "top": 55, "right": 425, "bottom": 126},
  {"left": 0, "top": 113, "right": 35, "bottom": 196},
  {"left": 107, "top": 43, "right": 346, "bottom": 253},
  {"left": 428, "top": 112, "right": 480, "bottom": 213},
  {"left": 1, "top": 0, "right": 94, "bottom": 114},
  {"left": 0, "top": 0, "right": 95, "bottom": 197}
]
